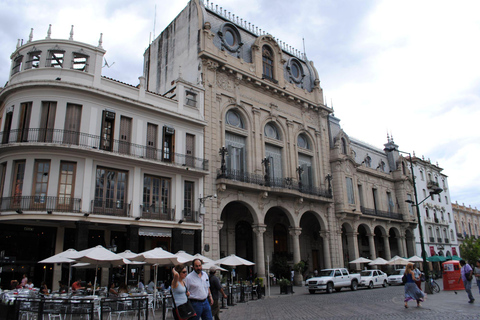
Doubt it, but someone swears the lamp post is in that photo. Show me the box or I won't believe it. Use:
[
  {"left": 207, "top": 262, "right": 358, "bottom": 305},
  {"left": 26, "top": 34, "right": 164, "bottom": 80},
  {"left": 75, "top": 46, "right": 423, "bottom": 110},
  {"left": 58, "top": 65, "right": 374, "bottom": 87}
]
[
  {"left": 219, "top": 146, "right": 228, "bottom": 178},
  {"left": 385, "top": 147, "right": 442, "bottom": 294},
  {"left": 296, "top": 166, "right": 304, "bottom": 191},
  {"left": 262, "top": 157, "right": 271, "bottom": 187}
]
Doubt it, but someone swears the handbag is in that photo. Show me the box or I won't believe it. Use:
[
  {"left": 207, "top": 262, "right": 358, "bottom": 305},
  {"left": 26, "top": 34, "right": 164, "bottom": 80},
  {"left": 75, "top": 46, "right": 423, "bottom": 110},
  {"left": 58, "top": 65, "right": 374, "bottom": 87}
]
[
  {"left": 466, "top": 271, "right": 473, "bottom": 281},
  {"left": 171, "top": 287, "right": 197, "bottom": 320}
]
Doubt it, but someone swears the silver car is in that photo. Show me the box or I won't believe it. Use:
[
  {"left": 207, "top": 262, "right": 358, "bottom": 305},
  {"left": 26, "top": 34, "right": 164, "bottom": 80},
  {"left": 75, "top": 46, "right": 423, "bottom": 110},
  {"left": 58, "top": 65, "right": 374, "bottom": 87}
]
[{"left": 387, "top": 269, "right": 405, "bottom": 285}]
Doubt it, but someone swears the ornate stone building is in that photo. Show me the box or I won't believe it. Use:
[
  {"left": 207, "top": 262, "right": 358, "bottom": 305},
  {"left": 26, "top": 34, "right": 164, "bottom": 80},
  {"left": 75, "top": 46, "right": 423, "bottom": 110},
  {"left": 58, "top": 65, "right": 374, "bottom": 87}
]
[{"left": 453, "top": 202, "right": 480, "bottom": 251}]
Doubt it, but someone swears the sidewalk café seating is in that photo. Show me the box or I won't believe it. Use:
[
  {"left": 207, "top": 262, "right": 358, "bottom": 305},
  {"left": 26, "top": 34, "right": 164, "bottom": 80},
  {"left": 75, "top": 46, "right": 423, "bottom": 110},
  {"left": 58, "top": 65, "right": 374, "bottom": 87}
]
[{"left": 244, "top": 285, "right": 252, "bottom": 302}]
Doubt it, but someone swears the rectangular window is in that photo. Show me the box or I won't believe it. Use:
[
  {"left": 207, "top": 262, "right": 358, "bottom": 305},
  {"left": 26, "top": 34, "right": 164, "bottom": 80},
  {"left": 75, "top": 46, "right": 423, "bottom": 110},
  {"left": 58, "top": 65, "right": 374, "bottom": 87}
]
[
  {"left": 346, "top": 177, "right": 354, "bottom": 205},
  {"left": 12, "top": 55, "right": 23, "bottom": 74},
  {"left": 372, "top": 188, "right": 378, "bottom": 212},
  {"left": 445, "top": 196, "right": 448, "bottom": 204},
  {"left": 185, "top": 91, "right": 197, "bottom": 108},
  {"left": 39, "top": 101, "right": 57, "bottom": 142},
  {"left": 94, "top": 167, "right": 128, "bottom": 216},
  {"left": 184, "top": 181, "right": 194, "bottom": 220},
  {"left": 146, "top": 123, "right": 158, "bottom": 159},
  {"left": 407, "top": 194, "right": 414, "bottom": 215},
  {"left": 265, "top": 144, "right": 283, "bottom": 180},
  {"left": 2, "top": 110, "right": 13, "bottom": 144},
  {"left": 12, "top": 160, "right": 26, "bottom": 205},
  {"left": 358, "top": 184, "right": 364, "bottom": 207},
  {"left": 185, "top": 133, "right": 195, "bottom": 167},
  {"left": 33, "top": 160, "right": 50, "bottom": 205},
  {"left": 143, "top": 175, "right": 171, "bottom": 217},
  {"left": 58, "top": 162, "right": 76, "bottom": 209},
  {"left": 162, "top": 126, "right": 175, "bottom": 162},
  {"left": 387, "top": 192, "right": 394, "bottom": 213},
  {"left": 26, "top": 51, "right": 41, "bottom": 69},
  {"left": 63, "top": 103, "right": 82, "bottom": 145},
  {"left": 119, "top": 116, "right": 132, "bottom": 155},
  {"left": 48, "top": 50, "right": 65, "bottom": 68},
  {"left": 72, "top": 53, "right": 88, "bottom": 71},
  {"left": 18, "top": 102, "right": 32, "bottom": 142},
  {"left": 226, "top": 133, "right": 246, "bottom": 174},
  {"left": 100, "top": 110, "right": 115, "bottom": 151}
]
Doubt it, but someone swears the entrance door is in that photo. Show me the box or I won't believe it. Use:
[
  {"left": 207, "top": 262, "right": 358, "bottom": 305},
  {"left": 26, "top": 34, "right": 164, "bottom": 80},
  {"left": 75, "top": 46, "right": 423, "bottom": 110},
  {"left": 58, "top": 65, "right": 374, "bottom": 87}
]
[
  {"left": 119, "top": 116, "right": 132, "bottom": 155},
  {"left": 185, "top": 133, "right": 195, "bottom": 167}
]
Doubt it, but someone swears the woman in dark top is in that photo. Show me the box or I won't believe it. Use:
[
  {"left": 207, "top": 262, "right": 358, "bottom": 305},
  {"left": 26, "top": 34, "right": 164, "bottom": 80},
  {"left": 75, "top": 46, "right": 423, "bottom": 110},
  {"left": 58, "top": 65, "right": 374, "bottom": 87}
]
[{"left": 404, "top": 263, "right": 425, "bottom": 308}]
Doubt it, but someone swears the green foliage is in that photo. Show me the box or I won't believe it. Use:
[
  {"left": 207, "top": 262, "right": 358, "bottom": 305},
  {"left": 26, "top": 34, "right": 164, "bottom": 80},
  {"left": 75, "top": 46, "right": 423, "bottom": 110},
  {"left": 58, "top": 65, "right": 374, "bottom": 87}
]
[
  {"left": 277, "top": 278, "right": 291, "bottom": 286},
  {"left": 254, "top": 277, "right": 264, "bottom": 287},
  {"left": 293, "top": 261, "right": 305, "bottom": 273},
  {"left": 271, "top": 255, "right": 290, "bottom": 279},
  {"left": 459, "top": 236, "right": 480, "bottom": 265}
]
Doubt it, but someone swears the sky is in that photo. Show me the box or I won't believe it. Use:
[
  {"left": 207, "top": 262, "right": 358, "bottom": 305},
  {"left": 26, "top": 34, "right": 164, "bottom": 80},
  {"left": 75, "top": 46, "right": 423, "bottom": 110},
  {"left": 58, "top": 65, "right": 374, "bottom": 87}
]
[{"left": 1, "top": 0, "right": 479, "bottom": 209}]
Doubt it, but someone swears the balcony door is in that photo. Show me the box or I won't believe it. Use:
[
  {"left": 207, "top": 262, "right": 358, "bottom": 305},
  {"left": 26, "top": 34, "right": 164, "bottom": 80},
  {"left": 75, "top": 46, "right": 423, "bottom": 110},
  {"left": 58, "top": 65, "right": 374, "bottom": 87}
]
[
  {"left": 265, "top": 144, "right": 282, "bottom": 181},
  {"left": 39, "top": 102, "right": 56, "bottom": 142},
  {"left": 119, "top": 116, "right": 132, "bottom": 155},
  {"left": 18, "top": 102, "right": 32, "bottom": 142},
  {"left": 63, "top": 104, "right": 82, "bottom": 145}
]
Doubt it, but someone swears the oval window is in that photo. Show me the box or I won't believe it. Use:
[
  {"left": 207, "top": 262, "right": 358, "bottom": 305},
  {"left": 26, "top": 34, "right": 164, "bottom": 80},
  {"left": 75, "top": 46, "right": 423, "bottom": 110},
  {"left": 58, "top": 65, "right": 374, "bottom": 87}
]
[
  {"left": 225, "top": 30, "right": 236, "bottom": 46},
  {"left": 291, "top": 63, "right": 299, "bottom": 78},
  {"left": 226, "top": 110, "right": 243, "bottom": 128},
  {"left": 264, "top": 123, "right": 279, "bottom": 140}
]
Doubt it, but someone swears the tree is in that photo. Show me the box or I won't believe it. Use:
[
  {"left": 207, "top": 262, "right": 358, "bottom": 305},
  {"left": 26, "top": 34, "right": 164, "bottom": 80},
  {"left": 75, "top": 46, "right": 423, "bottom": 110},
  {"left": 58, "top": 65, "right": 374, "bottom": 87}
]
[{"left": 459, "top": 236, "right": 480, "bottom": 265}]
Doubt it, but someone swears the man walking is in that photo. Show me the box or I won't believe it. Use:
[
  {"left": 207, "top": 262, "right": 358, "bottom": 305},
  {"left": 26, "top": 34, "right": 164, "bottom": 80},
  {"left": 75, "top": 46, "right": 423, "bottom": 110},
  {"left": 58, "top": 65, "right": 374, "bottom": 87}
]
[
  {"left": 459, "top": 259, "right": 475, "bottom": 303},
  {"left": 185, "top": 258, "right": 214, "bottom": 320},
  {"left": 209, "top": 266, "right": 227, "bottom": 320}
]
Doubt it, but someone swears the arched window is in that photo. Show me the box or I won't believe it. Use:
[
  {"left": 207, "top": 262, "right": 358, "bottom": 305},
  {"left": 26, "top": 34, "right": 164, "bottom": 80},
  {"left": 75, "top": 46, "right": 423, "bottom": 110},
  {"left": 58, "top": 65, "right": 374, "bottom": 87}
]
[
  {"left": 264, "top": 122, "right": 280, "bottom": 140},
  {"left": 264, "top": 122, "right": 283, "bottom": 181},
  {"left": 425, "top": 208, "right": 429, "bottom": 218},
  {"left": 450, "top": 229, "right": 455, "bottom": 241},
  {"left": 341, "top": 138, "right": 347, "bottom": 155},
  {"left": 225, "top": 110, "right": 244, "bottom": 129},
  {"left": 262, "top": 45, "right": 274, "bottom": 80},
  {"left": 225, "top": 109, "right": 246, "bottom": 173},
  {"left": 297, "top": 134, "right": 310, "bottom": 150},
  {"left": 420, "top": 170, "right": 424, "bottom": 181},
  {"left": 402, "top": 162, "right": 406, "bottom": 174}
]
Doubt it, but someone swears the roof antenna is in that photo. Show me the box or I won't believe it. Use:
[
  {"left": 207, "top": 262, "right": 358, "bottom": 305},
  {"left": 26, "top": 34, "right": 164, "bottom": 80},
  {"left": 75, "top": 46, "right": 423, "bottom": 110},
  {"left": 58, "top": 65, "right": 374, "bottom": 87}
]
[
  {"left": 103, "top": 58, "right": 115, "bottom": 68},
  {"left": 153, "top": 4, "right": 157, "bottom": 40},
  {"left": 302, "top": 37, "right": 306, "bottom": 60}
]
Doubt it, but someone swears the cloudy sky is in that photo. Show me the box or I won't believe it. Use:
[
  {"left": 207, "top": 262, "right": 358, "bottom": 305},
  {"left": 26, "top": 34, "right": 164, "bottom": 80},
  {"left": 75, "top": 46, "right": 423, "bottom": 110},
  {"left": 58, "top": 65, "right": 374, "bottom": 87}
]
[{"left": 1, "top": 0, "right": 479, "bottom": 209}]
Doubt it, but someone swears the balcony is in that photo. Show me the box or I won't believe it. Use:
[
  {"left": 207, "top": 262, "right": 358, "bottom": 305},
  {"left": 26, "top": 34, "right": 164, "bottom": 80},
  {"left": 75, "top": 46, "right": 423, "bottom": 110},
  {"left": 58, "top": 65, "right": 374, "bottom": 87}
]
[
  {"left": 0, "top": 196, "right": 81, "bottom": 213},
  {"left": 0, "top": 128, "right": 209, "bottom": 171},
  {"left": 445, "top": 239, "right": 450, "bottom": 244},
  {"left": 141, "top": 205, "right": 175, "bottom": 221},
  {"left": 91, "top": 200, "right": 129, "bottom": 217},
  {"left": 429, "top": 237, "right": 435, "bottom": 242},
  {"left": 437, "top": 238, "right": 442, "bottom": 243},
  {"left": 216, "top": 169, "right": 332, "bottom": 198},
  {"left": 182, "top": 209, "right": 199, "bottom": 223},
  {"left": 360, "top": 206, "right": 403, "bottom": 220},
  {"left": 427, "top": 180, "right": 440, "bottom": 190}
]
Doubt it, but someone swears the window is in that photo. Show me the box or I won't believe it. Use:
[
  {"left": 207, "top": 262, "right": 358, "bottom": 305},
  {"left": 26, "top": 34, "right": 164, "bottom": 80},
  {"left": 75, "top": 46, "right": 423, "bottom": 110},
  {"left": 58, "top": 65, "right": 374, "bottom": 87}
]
[
  {"left": 226, "top": 110, "right": 244, "bottom": 129},
  {"left": 94, "top": 167, "right": 128, "bottom": 215},
  {"left": 26, "top": 51, "right": 41, "bottom": 69},
  {"left": 262, "top": 45, "right": 274, "bottom": 81},
  {"left": 288, "top": 59, "right": 304, "bottom": 83},
  {"left": 264, "top": 123, "right": 280, "bottom": 140},
  {"left": 226, "top": 133, "right": 246, "bottom": 173},
  {"left": 438, "top": 194, "right": 441, "bottom": 203},
  {"left": 443, "top": 228, "right": 448, "bottom": 240},
  {"left": 341, "top": 138, "right": 347, "bottom": 155},
  {"left": 425, "top": 208, "right": 429, "bottom": 218},
  {"left": 72, "top": 52, "right": 88, "bottom": 71},
  {"left": 100, "top": 110, "right": 115, "bottom": 151},
  {"left": 0, "top": 162, "right": 6, "bottom": 199},
  {"left": 299, "top": 155, "right": 313, "bottom": 188},
  {"left": 119, "top": 116, "right": 132, "bottom": 155},
  {"left": 143, "top": 175, "right": 171, "bottom": 215},
  {"left": 18, "top": 102, "right": 32, "bottom": 142},
  {"left": 387, "top": 192, "right": 394, "bottom": 213},
  {"left": 33, "top": 160, "right": 50, "bottom": 204},
  {"left": 450, "top": 230, "right": 455, "bottom": 241},
  {"left": 372, "top": 188, "right": 379, "bottom": 211},
  {"left": 185, "top": 91, "right": 197, "bottom": 108},
  {"left": 448, "top": 212, "right": 451, "bottom": 222},
  {"left": 358, "top": 185, "right": 364, "bottom": 207},
  {"left": 63, "top": 103, "right": 82, "bottom": 145},
  {"left": 219, "top": 23, "right": 241, "bottom": 53},
  {"left": 146, "top": 123, "right": 158, "bottom": 159},
  {"left": 2, "top": 110, "right": 13, "bottom": 144},
  {"left": 162, "top": 126, "right": 175, "bottom": 162},
  {"left": 402, "top": 162, "right": 406, "bottom": 174},
  {"left": 58, "top": 162, "right": 76, "bottom": 209},
  {"left": 39, "top": 101, "right": 56, "bottom": 142},
  {"left": 297, "top": 134, "right": 310, "bottom": 149},
  {"left": 428, "top": 226, "right": 433, "bottom": 239},
  {"left": 346, "top": 177, "right": 354, "bottom": 204},
  {"left": 265, "top": 144, "right": 283, "bottom": 180},
  {"left": 445, "top": 196, "right": 448, "bottom": 204},
  {"left": 420, "top": 170, "right": 424, "bottom": 181},
  {"left": 185, "top": 134, "right": 195, "bottom": 167},
  {"left": 12, "top": 161, "right": 26, "bottom": 205},
  {"left": 12, "top": 55, "right": 23, "bottom": 74},
  {"left": 184, "top": 181, "right": 194, "bottom": 220},
  {"left": 407, "top": 194, "right": 414, "bottom": 215},
  {"left": 423, "top": 189, "right": 427, "bottom": 198},
  {"left": 47, "top": 50, "right": 65, "bottom": 68}
]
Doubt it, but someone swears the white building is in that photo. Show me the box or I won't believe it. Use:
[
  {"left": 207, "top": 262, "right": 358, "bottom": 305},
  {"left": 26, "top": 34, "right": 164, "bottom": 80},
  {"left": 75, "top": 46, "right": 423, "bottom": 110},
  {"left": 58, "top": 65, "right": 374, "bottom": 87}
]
[{"left": 0, "top": 27, "right": 208, "bottom": 289}]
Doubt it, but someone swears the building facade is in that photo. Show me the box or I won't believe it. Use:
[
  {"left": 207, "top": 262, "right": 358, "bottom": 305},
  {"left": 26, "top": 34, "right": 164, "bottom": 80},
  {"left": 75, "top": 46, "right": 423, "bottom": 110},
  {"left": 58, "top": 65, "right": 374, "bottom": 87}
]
[
  {"left": 410, "top": 156, "right": 458, "bottom": 258},
  {"left": 0, "top": 28, "right": 208, "bottom": 289},
  {"left": 453, "top": 202, "right": 480, "bottom": 250}
]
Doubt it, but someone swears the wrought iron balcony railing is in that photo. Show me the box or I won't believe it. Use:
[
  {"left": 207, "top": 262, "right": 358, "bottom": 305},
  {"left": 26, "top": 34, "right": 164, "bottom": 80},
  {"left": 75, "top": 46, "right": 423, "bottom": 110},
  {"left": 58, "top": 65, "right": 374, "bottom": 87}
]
[
  {"left": 0, "top": 128, "right": 208, "bottom": 171},
  {"left": 360, "top": 206, "right": 403, "bottom": 220},
  {"left": 0, "top": 196, "right": 81, "bottom": 213},
  {"left": 182, "top": 209, "right": 199, "bottom": 223},
  {"left": 427, "top": 180, "right": 440, "bottom": 189},
  {"left": 429, "top": 237, "right": 435, "bottom": 242},
  {"left": 216, "top": 169, "right": 332, "bottom": 198},
  {"left": 91, "top": 200, "right": 129, "bottom": 217},
  {"left": 141, "top": 205, "right": 175, "bottom": 221}
]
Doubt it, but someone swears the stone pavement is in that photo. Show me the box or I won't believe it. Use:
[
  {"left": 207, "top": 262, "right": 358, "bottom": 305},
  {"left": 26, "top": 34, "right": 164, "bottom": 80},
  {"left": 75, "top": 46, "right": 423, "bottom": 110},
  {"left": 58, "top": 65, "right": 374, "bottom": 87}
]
[{"left": 214, "top": 280, "right": 480, "bottom": 319}]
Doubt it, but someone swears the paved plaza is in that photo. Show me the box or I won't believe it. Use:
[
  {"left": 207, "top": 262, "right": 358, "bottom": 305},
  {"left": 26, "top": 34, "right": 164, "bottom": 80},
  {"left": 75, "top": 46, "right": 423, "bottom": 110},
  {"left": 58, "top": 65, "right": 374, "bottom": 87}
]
[{"left": 216, "top": 282, "right": 480, "bottom": 319}]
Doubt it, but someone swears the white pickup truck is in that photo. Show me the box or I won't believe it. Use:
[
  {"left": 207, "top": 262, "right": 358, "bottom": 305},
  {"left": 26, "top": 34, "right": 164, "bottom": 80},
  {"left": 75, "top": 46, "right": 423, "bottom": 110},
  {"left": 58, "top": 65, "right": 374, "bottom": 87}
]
[{"left": 306, "top": 268, "right": 361, "bottom": 294}]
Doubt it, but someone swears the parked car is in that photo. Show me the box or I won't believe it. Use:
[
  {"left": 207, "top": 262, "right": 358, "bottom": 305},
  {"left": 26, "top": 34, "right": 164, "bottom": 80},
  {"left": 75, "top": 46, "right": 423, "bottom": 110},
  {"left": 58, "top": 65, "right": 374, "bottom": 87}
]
[
  {"left": 387, "top": 269, "right": 406, "bottom": 286},
  {"left": 306, "top": 268, "right": 361, "bottom": 294},
  {"left": 359, "top": 270, "right": 388, "bottom": 289}
]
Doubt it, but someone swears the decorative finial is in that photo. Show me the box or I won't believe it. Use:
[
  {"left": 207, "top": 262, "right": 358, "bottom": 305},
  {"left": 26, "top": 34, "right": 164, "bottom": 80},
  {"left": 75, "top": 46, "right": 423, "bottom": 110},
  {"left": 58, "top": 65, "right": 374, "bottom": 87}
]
[
  {"left": 69, "top": 25, "right": 74, "bottom": 41},
  {"left": 98, "top": 33, "right": 103, "bottom": 49},
  {"left": 179, "top": 65, "right": 182, "bottom": 78},
  {"left": 28, "top": 28, "right": 33, "bottom": 43},
  {"left": 387, "top": 132, "right": 390, "bottom": 142},
  {"left": 46, "top": 24, "right": 52, "bottom": 39},
  {"left": 16, "top": 39, "right": 21, "bottom": 49}
]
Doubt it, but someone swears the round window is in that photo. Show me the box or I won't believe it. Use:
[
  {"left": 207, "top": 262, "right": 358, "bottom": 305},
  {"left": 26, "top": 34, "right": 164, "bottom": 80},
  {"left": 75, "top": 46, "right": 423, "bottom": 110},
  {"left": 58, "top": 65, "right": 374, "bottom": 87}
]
[
  {"left": 225, "top": 30, "right": 236, "bottom": 46},
  {"left": 264, "top": 123, "right": 279, "bottom": 139},
  {"left": 297, "top": 134, "right": 309, "bottom": 149},
  {"left": 226, "top": 110, "right": 243, "bottom": 128},
  {"left": 291, "top": 63, "right": 299, "bottom": 79}
]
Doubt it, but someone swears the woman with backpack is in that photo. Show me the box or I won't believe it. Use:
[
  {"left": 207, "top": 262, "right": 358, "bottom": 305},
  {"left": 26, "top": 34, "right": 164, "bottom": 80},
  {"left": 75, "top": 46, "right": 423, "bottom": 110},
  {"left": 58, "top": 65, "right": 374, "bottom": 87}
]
[{"left": 404, "top": 263, "right": 425, "bottom": 308}]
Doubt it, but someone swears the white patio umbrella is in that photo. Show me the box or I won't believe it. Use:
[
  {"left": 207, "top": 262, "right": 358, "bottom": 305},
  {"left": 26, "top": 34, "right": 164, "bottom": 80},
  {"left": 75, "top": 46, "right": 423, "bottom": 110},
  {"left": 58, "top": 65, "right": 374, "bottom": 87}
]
[
  {"left": 215, "top": 254, "right": 255, "bottom": 267},
  {"left": 175, "top": 250, "right": 196, "bottom": 264},
  {"left": 70, "top": 245, "right": 128, "bottom": 292},
  {"left": 193, "top": 253, "right": 216, "bottom": 264},
  {"left": 349, "top": 257, "right": 372, "bottom": 264},
  {"left": 407, "top": 255, "right": 424, "bottom": 263},
  {"left": 38, "top": 248, "right": 78, "bottom": 288},
  {"left": 368, "top": 257, "right": 389, "bottom": 266},
  {"left": 131, "top": 247, "right": 179, "bottom": 308},
  {"left": 203, "top": 262, "right": 227, "bottom": 272},
  {"left": 118, "top": 250, "right": 146, "bottom": 285},
  {"left": 387, "top": 255, "right": 410, "bottom": 266}
]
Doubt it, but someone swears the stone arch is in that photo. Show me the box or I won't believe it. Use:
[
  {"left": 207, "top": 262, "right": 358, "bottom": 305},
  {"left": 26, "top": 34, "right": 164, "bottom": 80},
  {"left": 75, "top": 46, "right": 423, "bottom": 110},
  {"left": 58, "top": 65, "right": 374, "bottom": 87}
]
[
  {"left": 264, "top": 206, "right": 295, "bottom": 270},
  {"left": 357, "top": 223, "right": 372, "bottom": 258},
  {"left": 299, "top": 211, "right": 325, "bottom": 272},
  {"left": 251, "top": 34, "right": 284, "bottom": 84},
  {"left": 388, "top": 226, "right": 402, "bottom": 258},
  {"left": 262, "top": 203, "right": 295, "bottom": 227},
  {"left": 222, "top": 103, "right": 253, "bottom": 131},
  {"left": 374, "top": 225, "right": 387, "bottom": 259},
  {"left": 341, "top": 222, "right": 355, "bottom": 268}
]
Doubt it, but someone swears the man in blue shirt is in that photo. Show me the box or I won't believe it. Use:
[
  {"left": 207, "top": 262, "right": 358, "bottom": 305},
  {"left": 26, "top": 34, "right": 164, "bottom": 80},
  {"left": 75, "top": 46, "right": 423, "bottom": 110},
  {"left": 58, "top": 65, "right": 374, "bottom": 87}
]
[
  {"left": 185, "top": 259, "right": 214, "bottom": 320},
  {"left": 459, "top": 259, "right": 475, "bottom": 303}
]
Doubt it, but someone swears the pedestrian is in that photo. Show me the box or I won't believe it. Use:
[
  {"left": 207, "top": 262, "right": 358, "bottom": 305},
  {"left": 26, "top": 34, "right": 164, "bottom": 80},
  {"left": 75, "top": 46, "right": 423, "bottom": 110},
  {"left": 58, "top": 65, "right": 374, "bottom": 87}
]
[
  {"left": 208, "top": 266, "right": 227, "bottom": 320},
  {"left": 171, "top": 264, "right": 192, "bottom": 320},
  {"left": 474, "top": 260, "right": 480, "bottom": 295},
  {"left": 458, "top": 259, "right": 475, "bottom": 303},
  {"left": 21, "top": 274, "right": 28, "bottom": 288},
  {"left": 185, "top": 258, "right": 214, "bottom": 320},
  {"left": 138, "top": 279, "right": 145, "bottom": 292},
  {"left": 413, "top": 266, "right": 422, "bottom": 290},
  {"left": 404, "top": 263, "right": 425, "bottom": 308}
]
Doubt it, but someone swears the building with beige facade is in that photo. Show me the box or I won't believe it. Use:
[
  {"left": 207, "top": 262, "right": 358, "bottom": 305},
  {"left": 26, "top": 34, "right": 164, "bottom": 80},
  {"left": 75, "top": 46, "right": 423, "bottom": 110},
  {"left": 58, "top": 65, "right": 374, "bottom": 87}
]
[{"left": 453, "top": 202, "right": 480, "bottom": 250}]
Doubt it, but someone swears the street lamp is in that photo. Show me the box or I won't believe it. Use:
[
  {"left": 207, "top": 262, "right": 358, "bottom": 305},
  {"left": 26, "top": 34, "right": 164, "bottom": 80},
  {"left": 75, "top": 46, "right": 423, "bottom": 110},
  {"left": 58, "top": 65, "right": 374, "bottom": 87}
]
[{"left": 385, "top": 147, "right": 442, "bottom": 294}]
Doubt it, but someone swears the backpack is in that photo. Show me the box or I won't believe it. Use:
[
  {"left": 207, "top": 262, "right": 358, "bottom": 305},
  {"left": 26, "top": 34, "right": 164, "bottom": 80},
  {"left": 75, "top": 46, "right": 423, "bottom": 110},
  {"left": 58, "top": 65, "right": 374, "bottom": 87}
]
[{"left": 402, "top": 274, "right": 407, "bottom": 284}]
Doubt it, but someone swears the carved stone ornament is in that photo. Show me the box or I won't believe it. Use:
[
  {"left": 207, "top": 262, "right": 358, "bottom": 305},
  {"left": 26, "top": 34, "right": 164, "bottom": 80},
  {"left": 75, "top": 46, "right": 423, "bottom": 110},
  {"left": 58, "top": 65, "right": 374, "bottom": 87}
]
[
  {"left": 202, "top": 58, "right": 219, "bottom": 71},
  {"left": 217, "top": 73, "right": 234, "bottom": 92},
  {"left": 204, "top": 22, "right": 212, "bottom": 30}
]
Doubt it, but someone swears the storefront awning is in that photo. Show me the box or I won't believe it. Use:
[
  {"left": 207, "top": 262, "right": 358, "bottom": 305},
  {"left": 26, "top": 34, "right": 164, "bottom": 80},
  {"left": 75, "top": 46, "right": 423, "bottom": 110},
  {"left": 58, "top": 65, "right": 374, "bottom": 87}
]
[{"left": 139, "top": 227, "right": 171, "bottom": 237}]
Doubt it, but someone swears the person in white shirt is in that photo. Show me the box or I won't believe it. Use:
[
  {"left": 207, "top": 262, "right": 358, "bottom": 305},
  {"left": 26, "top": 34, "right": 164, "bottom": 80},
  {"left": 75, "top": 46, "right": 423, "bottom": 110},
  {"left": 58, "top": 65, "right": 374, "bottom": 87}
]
[
  {"left": 147, "top": 280, "right": 155, "bottom": 294},
  {"left": 185, "top": 258, "right": 213, "bottom": 320}
]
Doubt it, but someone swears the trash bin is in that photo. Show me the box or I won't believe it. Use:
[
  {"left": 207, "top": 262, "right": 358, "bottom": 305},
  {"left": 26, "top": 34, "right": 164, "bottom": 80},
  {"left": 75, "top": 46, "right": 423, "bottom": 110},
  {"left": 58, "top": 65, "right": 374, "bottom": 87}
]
[{"left": 442, "top": 261, "right": 464, "bottom": 291}]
